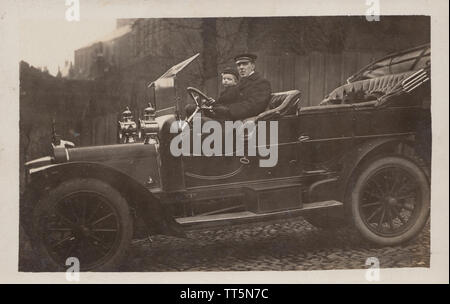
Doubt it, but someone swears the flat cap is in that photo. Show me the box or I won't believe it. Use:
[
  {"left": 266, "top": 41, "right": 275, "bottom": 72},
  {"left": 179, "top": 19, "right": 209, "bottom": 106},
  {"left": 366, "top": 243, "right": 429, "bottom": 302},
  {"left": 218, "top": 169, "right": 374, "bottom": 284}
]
[
  {"left": 234, "top": 53, "right": 257, "bottom": 64},
  {"left": 221, "top": 67, "right": 239, "bottom": 79}
]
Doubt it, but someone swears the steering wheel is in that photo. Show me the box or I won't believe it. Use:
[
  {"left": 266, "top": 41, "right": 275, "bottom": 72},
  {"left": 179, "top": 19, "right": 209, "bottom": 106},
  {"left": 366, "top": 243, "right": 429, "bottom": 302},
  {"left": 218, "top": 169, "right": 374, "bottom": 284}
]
[
  {"left": 185, "top": 87, "right": 215, "bottom": 124},
  {"left": 187, "top": 87, "right": 213, "bottom": 107}
]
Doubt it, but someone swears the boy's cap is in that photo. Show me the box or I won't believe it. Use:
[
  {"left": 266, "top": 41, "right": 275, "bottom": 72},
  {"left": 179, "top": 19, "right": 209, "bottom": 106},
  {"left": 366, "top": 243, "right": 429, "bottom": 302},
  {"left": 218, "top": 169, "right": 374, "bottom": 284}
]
[
  {"left": 234, "top": 53, "right": 257, "bottom": 64},
  {"left": 221, "top": 67, "right": 239, "bottom": 79}
]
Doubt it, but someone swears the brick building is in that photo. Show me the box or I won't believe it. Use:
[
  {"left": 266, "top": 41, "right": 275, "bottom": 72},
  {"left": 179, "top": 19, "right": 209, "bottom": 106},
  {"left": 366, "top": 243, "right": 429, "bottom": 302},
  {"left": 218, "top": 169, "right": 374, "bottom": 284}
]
[{"left": 73, "top": 23, "right": 133, "bottom": 79}]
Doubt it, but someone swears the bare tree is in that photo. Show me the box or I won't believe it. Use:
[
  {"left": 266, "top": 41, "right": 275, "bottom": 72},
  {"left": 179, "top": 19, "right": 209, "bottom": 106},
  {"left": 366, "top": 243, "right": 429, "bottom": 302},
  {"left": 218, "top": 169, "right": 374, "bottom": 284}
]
[{"left": 201, "top": 18, "right": 219, "bottom": 96}]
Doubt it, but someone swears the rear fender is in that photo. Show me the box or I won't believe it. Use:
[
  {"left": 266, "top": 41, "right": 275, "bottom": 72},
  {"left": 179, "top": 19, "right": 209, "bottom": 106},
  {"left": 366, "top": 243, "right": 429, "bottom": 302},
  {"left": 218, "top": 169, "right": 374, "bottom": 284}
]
[
  {"left": 338, "top": 136, "right": 422, "bottom": 208},
  {"left": 22, "top": 162, "right": 173, "bottom": 236}
]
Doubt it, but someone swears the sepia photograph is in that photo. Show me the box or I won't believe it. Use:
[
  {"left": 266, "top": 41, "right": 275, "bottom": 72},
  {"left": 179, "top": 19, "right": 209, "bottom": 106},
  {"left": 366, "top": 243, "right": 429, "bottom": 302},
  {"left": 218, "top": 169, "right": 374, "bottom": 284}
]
[{"left": 0, "top": 0, "right": 448, "bottom": 285}]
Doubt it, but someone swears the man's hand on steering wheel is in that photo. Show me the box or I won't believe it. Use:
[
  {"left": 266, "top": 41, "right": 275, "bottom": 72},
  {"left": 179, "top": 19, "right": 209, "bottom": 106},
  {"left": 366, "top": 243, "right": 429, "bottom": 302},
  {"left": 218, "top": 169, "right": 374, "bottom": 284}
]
[
  {"left": 210, "top": 104, "right": 230, "bottom": 119},
  {"left": 205, "top": 97, "right": 215, "bottom": 106}
]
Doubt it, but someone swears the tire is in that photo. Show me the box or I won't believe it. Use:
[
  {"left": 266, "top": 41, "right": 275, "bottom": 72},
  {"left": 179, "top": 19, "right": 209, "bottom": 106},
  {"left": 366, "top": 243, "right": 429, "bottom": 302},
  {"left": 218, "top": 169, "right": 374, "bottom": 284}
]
[
  {"left": 31, "top": 178, "right": 133, "bottom": 271},
  {"left": 350, "top": 155, "right": 430, "bottom": 246}
]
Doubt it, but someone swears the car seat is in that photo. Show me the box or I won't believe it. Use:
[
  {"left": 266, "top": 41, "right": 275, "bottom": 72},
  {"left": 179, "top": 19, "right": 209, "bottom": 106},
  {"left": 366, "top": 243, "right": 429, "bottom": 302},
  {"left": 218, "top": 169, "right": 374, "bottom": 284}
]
[{"left": 243, "top": 90, "right": 302, "bottom": 124}]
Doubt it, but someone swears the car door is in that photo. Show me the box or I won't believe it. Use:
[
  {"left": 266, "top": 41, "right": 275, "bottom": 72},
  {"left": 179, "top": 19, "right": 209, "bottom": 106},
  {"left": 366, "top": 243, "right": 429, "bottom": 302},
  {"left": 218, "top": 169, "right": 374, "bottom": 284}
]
[{"left": 297, "top": 105, "right": 355, "bottom": 170}]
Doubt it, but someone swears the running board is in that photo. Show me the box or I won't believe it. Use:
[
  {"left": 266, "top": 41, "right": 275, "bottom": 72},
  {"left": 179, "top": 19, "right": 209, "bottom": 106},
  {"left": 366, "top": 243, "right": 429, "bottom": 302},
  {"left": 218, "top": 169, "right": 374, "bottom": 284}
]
[{"left": 175, "top": 200, "right": 343, "bottom": 229}]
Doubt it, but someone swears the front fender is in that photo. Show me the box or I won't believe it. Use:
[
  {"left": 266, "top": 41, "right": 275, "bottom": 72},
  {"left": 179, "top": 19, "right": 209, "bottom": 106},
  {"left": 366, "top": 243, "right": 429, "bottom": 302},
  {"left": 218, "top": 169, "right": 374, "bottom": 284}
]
[
  {"left": 22, "top": 162, "right": 175, "bottom": 237},
  {"left": 28, "top": 161, "right": 149, "bottom": 190}
]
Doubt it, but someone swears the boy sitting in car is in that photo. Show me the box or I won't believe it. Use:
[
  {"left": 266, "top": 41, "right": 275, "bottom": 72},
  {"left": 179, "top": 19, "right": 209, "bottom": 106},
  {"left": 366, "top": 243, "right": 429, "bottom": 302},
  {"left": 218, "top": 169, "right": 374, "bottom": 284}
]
[{"left": 185, "top": 67, "right": 240, "bottom": 119}]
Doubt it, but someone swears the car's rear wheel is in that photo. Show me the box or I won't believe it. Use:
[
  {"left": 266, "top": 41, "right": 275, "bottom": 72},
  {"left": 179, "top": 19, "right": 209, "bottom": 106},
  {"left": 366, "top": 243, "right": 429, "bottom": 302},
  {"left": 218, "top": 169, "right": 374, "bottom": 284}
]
[
  {"left": 31, "top": 178, "right": 133, "bottom": 271},
  {"left": 350, "top": 156, "right": 430, "bottom": 246}
]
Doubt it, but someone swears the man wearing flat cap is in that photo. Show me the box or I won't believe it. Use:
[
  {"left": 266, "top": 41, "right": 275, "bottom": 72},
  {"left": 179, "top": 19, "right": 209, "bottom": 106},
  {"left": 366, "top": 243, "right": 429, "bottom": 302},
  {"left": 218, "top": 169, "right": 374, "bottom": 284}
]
[{"left": 212, "top": 53, "right": 272, "bottom": 120}]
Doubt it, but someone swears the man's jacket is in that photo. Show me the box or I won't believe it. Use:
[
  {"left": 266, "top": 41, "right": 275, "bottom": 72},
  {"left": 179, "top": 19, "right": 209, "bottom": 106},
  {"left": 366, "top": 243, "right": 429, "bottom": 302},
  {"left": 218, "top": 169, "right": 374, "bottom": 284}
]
[
  {"left": 216, "top": 86, "right": 240, "bottom": 105},
  {"left": 224, "top": 72, "right": 272, "bottom": 120}
]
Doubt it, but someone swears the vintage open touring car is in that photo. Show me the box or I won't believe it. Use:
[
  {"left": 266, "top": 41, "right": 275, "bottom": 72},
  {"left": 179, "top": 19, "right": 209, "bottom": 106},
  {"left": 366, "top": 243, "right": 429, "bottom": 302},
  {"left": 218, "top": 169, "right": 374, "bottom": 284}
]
[{"left": 22, "top": 44, "right": 431, "bottom": 271}]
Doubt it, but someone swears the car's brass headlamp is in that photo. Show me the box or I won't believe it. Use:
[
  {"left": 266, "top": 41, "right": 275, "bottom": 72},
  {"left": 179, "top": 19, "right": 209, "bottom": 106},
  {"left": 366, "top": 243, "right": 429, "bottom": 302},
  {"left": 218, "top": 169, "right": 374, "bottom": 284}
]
[{"left": 140, "top": 103, "right": 159, "bottom": 144}]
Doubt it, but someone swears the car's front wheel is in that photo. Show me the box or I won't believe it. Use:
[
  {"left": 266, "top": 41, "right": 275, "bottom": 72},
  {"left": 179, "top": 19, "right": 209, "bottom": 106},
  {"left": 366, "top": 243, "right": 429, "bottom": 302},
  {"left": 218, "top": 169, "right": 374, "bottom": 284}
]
[
  {"left": 350, "top": 156, "right": 430, "bottom": 246},
  {"left": 31, "top": 178, "right": 133, "bottom": 271}
]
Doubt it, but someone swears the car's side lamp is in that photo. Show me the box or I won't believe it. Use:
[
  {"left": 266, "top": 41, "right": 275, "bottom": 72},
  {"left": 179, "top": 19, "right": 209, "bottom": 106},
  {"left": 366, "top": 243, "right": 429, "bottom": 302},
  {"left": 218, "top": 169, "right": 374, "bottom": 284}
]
[
  {"left": 52, "top": 139, "right": 75, "bottom": 149},
  {"left": 51, "top": 118, "right": 75, "bottom": 148}
]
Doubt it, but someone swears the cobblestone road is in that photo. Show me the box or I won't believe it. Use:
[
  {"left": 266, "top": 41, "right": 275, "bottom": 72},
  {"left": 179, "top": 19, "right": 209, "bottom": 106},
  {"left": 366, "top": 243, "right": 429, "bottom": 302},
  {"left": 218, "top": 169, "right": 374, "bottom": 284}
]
[
  {"left": 121, "top": 217, "right": 430, "bottom": 272},
  {"left": 19, "top": 216, "right": 430, "bottom": 272}
]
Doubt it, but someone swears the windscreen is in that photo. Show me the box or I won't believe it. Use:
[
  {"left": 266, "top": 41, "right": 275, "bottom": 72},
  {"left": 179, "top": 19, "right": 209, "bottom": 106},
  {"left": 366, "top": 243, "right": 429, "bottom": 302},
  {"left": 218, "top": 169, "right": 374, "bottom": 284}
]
[{"left": 148, "top": 53, "right": 200, "bottom": 116}]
